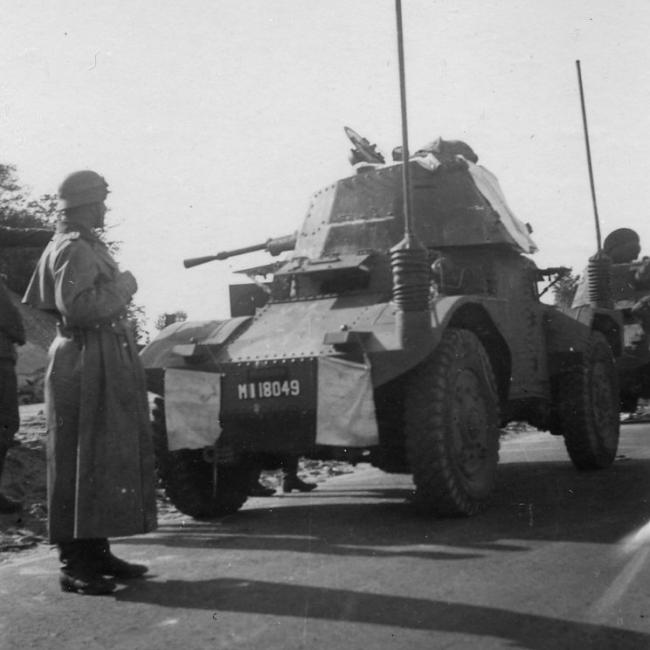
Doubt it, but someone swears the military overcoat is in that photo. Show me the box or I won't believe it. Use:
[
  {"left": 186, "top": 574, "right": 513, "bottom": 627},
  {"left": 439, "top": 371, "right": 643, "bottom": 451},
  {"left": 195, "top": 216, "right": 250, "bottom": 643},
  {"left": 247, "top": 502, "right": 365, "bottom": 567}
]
[
  {"left": 23, "top": 223, "right": 157, "bottom": 542},
  {"left": 0, "top": 278, "right": 24, "bottom": 443}
]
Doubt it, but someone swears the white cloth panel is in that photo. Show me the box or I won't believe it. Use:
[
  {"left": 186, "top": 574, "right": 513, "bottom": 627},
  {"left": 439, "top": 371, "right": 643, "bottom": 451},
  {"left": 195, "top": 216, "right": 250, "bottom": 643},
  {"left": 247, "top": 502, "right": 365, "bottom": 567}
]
[
  {"left": 466, "top": 161, "right": 538, "bottom": 254},
  {"left": 316, "top": 357, "right": 379, "bottom": 447},
  {"left": 164, "top": 369, "right": 222, "bottom": 450}
]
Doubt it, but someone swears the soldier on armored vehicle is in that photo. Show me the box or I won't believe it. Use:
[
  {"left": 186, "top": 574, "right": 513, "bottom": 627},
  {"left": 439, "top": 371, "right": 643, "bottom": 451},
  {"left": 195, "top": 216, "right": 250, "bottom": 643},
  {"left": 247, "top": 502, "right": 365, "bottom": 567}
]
[
  {"left": 573, "top": 227, "right": 650, "bottom": 412},
  {"left": 141, "top": 129, "right": 622, "bottom": 520}
]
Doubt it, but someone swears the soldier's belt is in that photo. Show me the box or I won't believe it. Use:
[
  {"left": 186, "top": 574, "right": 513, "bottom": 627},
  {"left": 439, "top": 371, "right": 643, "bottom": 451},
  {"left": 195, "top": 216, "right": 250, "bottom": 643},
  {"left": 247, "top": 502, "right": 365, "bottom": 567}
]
[{"left": 57, "top": 315, "right": 128, "bottom": 340}]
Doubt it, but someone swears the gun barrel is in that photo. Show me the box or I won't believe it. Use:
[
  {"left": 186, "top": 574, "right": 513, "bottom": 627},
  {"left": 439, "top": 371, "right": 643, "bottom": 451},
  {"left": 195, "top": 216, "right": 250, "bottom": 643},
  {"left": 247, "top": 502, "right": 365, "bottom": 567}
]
[
  {"left": 183, "top": 255, "right": 221, "bottom": 268},
  {"left": 215, "top": 242, "right": 268, "bottom": 260},
  {"left": 266, "top": 233, "right": 297, "bottom": 256},
  {"left": 183, "top": 232, "right": 297, "bottom": 269}
]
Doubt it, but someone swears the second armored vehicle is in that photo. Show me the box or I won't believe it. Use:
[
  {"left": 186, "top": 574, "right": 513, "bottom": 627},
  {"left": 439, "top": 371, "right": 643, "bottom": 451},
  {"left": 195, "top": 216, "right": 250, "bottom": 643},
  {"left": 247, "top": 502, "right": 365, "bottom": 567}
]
[{"left": 572, "top": 227, "right": 650, "bottom": 413}]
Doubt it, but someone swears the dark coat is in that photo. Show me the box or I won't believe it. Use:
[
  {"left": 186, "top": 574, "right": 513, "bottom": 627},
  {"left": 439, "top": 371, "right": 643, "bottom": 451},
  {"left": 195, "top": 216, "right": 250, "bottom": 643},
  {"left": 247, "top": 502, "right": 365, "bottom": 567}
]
[
  {"left": 23, "top": 224, "right": 157, "bottom": 542},
  {"left": 0, "top": 278, "right": 25, "bottom": 361},
  {"left": 0, "top": 278, "right": 23, "bottom": 443}
]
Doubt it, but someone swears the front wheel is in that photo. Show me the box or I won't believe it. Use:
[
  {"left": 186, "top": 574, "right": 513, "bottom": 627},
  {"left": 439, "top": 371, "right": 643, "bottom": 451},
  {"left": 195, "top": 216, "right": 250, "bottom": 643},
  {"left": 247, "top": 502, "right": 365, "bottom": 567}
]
[
  {"left": 152, "top": 398, "right": 250, "bottom": 519},
  {"left": 404, "top": 328, "right": 500, "bottom": 516},
  {"left": 555, "top": 332, "right": 620, "bottom": 470}
]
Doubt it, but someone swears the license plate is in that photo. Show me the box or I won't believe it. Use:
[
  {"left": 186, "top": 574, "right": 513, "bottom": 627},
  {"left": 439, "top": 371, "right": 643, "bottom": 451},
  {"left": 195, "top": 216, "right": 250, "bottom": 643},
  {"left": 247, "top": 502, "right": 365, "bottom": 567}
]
[{"left": 237, "top": 379, "right": 301, "bottom": 400}]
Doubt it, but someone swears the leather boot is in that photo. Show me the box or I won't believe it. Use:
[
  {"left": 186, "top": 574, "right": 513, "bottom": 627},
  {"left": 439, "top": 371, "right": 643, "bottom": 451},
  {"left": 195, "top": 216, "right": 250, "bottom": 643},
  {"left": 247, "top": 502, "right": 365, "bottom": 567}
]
[
  {"left": 93, "top": 540, "right": 149, "bottom": 579},
  {"left": 59, "top": 568, "right": 116, "bottom": 595},
  {"left": 283, "top": 475, "right": 317, "bottom": 493},
  {"left": 58, "top": 540, "right": 116, "bottom": 595}
]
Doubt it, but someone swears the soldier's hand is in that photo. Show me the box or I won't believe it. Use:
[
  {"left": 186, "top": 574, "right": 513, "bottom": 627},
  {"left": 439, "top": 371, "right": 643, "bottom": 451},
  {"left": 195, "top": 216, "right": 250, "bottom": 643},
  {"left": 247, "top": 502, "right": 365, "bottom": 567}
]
[
  {"left": 635, "top": 258, "right": 650, "bottom": 288},
  {"left": 118, "top": 270, "right": 138, "bottom": 296}
]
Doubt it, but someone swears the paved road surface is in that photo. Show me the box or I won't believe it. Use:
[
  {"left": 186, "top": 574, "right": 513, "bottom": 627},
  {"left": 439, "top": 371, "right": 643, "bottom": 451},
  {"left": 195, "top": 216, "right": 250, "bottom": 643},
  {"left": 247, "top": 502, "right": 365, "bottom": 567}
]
[{"left": 1, "top": 424, "right": 650, "bottom": 649}]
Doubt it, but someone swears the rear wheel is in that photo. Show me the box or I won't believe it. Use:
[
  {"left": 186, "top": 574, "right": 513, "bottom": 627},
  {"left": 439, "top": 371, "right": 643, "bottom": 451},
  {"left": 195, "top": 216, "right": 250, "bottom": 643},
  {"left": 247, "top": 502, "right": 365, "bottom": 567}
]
[
  {"left": 152, "top": 398, "right": 250, "bottom": 518},
  {"left": 555, "top": 332, "right": 620, "bottom": 469},
  {"left": 404, "top": 328, "right": 500, "bottom": 516}
]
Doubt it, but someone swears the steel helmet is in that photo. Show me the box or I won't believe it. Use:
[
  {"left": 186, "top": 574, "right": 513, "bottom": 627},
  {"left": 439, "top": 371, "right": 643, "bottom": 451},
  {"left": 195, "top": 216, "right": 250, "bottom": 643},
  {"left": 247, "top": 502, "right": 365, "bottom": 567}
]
[
  {"left": 58, "top": 170, "right": 109, "bottom": 210},
  {"left": 603, "top": 228, "right": 640, "bottom": 263}
]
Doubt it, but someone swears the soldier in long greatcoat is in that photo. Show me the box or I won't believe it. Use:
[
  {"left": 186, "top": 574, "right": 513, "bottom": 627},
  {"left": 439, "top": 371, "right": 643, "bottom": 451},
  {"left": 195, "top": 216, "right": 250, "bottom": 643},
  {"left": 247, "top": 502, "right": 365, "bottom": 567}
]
[{"left": 23, "top": 170, "right": 157, "bottom": 595}]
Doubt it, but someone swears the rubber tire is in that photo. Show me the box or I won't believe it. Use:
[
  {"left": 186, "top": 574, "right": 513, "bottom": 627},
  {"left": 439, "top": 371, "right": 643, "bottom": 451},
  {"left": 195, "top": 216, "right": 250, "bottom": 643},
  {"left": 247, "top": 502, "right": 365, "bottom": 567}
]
[
  {"left": 151, "top": 398, "right": 249, "bottom": 519},
  {"left": 556, "top": 332, "right": 620, "bottom": 470},
  {"left": 404, "top": 328, "right": 500, "bottom": 517}
]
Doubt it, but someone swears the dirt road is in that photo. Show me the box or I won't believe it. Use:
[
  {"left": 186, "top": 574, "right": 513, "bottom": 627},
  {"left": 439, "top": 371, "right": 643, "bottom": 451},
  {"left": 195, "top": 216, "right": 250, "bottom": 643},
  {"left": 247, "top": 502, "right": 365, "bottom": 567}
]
[{"left": 1, "top": 424, "right": 650, "bottom": 649}]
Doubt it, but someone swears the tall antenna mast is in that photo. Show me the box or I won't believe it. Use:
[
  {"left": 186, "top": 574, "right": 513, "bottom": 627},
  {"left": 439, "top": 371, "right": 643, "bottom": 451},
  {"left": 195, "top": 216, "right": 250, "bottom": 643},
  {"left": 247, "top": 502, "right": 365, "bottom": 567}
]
[
  {"left": 390, "top": 0, "right": 430, "bottom": 328},
  {"left": 395, "top": 0, "right": 414, "bottom": 239},
  {"left": 577, "top": 60, "right": 612, "bottom": 308},
  {"left": 576, "top": 60, "right": 602, "bottom": 251}
]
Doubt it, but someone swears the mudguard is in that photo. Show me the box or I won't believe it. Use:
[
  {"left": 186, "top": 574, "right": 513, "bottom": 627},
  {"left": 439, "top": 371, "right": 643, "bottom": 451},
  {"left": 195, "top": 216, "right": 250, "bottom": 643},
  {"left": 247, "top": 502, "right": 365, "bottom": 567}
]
[
  {"left": 545, "top": 305, "right": 622, "bottom": 375},
  {"left": 140, "top": 317, "right": 252, "bottom": 394}
]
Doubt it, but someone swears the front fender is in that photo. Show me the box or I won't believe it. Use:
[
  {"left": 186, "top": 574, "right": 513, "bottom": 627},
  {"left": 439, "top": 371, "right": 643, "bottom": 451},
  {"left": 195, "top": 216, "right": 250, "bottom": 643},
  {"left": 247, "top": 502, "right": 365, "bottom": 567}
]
[
  {"left": 140, "top": 317, "right": 251, "bottom": 394},
  {"left": 370, "top": 295, "right": 502, "bottom": 387}
]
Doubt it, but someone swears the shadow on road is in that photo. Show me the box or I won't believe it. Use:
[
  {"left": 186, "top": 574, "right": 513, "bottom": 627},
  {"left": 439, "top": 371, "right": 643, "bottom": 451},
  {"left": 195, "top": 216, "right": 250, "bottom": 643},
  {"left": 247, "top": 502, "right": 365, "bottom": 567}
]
[
  {"left": 120, "top": 457, "right": 650, "bottom": 559},
  {"left": 112, "top": 576, "right": 650, "bottom": 650}
]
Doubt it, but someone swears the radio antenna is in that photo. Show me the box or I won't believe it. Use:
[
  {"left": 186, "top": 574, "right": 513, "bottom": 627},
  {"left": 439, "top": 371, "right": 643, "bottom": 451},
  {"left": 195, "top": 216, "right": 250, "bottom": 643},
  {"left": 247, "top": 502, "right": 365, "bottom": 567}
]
[
  {"left": 576, "top": 60, "right": 602, "bottom": 251},
  {"left": 389, "top": 0, "right": 430, "bottom": 320},
  {"left": 395, "top": 0, "right": 414, "bottom": 239}
]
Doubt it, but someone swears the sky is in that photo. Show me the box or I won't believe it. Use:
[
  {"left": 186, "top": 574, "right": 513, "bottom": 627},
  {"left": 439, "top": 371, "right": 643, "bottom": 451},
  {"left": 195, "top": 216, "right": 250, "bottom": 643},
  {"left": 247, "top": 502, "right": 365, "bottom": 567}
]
[{"left": 2, "top": 1, "right": 650, "bottom": 333}]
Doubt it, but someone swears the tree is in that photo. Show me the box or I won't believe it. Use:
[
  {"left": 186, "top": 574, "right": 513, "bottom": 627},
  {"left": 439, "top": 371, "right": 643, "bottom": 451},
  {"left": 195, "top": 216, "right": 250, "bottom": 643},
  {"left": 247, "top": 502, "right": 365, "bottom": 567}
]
[
  {"left": 0, "top": 164, "right": 57, "bottom": 294},
  {"left": 128, "top": 303, "right": 151, "bottom": 347},
  {"left": 0, "top": 163, "right": 58, "bottom": 228},
  {"left": 552, "top": 271, "right": 580, "bottom": 309},
  {"left": 155, "top": 311, "right": 188, "bottom": 330}
]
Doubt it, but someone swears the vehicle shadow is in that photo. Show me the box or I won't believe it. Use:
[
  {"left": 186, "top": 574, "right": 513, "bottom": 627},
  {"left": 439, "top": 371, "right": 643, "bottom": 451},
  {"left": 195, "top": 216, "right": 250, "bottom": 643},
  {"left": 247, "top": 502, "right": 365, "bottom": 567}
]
[
  {"left": 119, "top": 457, "right": 650, "bottom": 559},
  {"left": 113, "top": 576, "right": 650, "bottom": 650}
]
